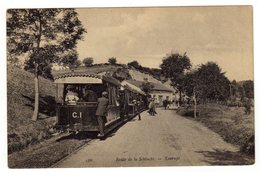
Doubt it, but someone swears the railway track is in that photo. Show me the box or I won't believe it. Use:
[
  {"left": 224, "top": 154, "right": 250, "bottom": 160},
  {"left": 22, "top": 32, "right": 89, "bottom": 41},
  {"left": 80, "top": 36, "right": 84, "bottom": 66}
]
[
  {"left": 51, "top": 136, "right": 97, "bottom": 168},
  {"left": 52, "top": 119, "right": 129, "bottom": 167}
]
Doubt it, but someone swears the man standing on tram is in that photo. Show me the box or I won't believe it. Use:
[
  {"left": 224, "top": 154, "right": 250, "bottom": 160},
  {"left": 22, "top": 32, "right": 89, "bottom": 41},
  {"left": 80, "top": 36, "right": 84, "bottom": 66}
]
[{"left": 96, "top": 91, "right": 109, "bottom": 137}]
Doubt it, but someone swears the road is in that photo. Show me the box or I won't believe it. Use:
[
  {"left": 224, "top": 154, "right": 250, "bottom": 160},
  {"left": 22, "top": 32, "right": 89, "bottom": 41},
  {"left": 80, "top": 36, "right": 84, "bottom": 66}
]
[{"left": 54, "top": 108, "right": 243, "bottom": 167}]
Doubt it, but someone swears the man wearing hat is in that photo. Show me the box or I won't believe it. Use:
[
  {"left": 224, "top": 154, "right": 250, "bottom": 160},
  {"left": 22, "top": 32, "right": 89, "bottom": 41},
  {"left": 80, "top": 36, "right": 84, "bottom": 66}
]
[{"left": 96, "top": 91, "right": 109, "bottom": 137}]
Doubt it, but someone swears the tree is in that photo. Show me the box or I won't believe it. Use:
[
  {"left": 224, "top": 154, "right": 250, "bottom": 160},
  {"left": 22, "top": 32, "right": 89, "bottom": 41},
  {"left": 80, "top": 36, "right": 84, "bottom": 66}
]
[
  {"left": 184, "top": 62, "right": 230, "bottom": 103},
  {"left": 141, "top": 82, "right": 154, "bottom": 94},
  {"left": 242, "top": 80, "right": 254, "bottom": 99},
  {"left": 184, "top": 70, "right": 206, "bottom": 118},
  {"left": 183, "top": 62, "right": 230, "bottom": 117},
  {"left": 127, "top": 60, "right": 140, "bottom": 69},
  {"left": 231, "top": 80, "right": 238, "bottom": 100},
  {"left": 108, "top": 57, "right": 117, "bottom": 65},
  {"left": 83, "top": 57, "right": 94, "bottom": 67},
  {"left": 69, "top": 59, "right": 82, "bottom": 69},
  {"left": 112, "top": 68, "right": 132, "bottom": 81},
  {"left": 238, "top": 85, "right": 246, "bottom": 101},
  {"left": 7, "top": 9, "right": 86, "bottom": 121},
  {"left": 160, "top": 53, "right": 191, "bottom": 103}
]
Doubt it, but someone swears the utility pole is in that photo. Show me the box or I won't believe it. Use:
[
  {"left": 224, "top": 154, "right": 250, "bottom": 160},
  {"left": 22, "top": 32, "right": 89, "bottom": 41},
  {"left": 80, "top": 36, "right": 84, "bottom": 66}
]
[
  {"left": 193, "top": 87, "right": 197, "bottom": 119},
  {"left": 229, "top": 84, "right": 232, "bottom": 101}
]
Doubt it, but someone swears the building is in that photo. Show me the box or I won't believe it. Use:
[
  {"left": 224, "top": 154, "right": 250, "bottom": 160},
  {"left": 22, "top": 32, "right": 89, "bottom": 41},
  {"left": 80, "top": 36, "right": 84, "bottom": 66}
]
[
  {"left": 149, "top": 82, "right": 176, "bottom": 106},
  {"left": 125, "top": 79, "right": 176, "bottom": 106}
]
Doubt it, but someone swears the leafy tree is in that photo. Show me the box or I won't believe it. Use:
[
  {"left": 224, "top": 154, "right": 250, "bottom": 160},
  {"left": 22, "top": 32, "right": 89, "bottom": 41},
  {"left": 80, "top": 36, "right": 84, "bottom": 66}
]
[
  {"left": 83, "top": 57, "right": 94, "bottom": 67},
  {"left": 127, "top": 60, "right": 140, "bottom": 69},
  {"left": 108, "top": 57, "right": 117, "bottom": 65},
  {"left": 160, "top": 53, "right": 191, "bottom": 103},
  {"left": 231, "top": 80, "right": 238, "bottom": 99},
  {"left": 244, "top": 98, "right": 252, "bottom": 115},
  {"left": 242, "top": 80, "right": 254, "bottom": 99},
  {"left": 141, "top": 82, "right": 154, "bottom": 94},
  {"left": 184, "top": 62, "right": 230, "bottom": 103},
  {"left": 238, "top": 85, "right": 246, "bottom": 101},
  {"left": 112, "top": 68, "right": 132, "bottom": 81},
  {"left": 7, "top": 9, "right": 86, "bottom": 120},
  {"left": 69, "top": 59, "right": 82, "bottom": 69}
]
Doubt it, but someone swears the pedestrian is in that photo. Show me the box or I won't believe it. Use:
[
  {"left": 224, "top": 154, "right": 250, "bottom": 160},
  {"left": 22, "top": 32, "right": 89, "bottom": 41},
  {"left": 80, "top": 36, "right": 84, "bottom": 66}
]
[
  {"left": 163, "top": 99, "right": 168, "bottom": 110},
  {"left": 96, "top": 91, "right": 109, "bottom": 137},
  {"left": 149, "top": 98, "right": 156, "bottom": 116},
  {"left": 166, "top": 100, "right": 170, "bottom": 109}
]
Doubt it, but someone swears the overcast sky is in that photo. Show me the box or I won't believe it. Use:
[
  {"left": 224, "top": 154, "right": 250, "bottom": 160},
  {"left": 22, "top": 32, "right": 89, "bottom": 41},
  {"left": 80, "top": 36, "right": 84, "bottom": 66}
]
[{"left": 76, "top": 6, "right": 253, "bottom": 81}]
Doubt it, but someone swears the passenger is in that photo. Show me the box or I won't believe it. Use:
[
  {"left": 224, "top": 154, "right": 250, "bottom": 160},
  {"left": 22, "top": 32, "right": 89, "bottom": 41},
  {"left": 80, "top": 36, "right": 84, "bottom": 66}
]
[
  {"left": 96, "top": 91, "right": 109, "bottom": 137},
  {"left": 83, "top": 87, "right": 98, "bottom": 102},
  {"left": 65, "top": 85, "right": 79, "bottom": 105},
  {"left": 118, "top": 92, "right": 125, "bottom": 120}
]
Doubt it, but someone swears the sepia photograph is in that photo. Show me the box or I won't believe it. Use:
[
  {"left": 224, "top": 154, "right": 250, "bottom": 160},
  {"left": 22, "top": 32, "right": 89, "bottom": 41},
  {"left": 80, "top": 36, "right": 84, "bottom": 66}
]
[{"left": 6, "top": 6, "right": 254, "bottom": 168}]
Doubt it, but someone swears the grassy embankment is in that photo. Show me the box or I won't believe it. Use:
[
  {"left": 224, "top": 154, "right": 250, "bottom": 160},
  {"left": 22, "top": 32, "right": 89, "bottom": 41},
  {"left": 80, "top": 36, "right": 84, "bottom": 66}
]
[
  {"left": 177, "top": 103, "right": 254, "bottom": 156},
  {"left": 7, "top": 65, "right": 57, "bottom": 154}
]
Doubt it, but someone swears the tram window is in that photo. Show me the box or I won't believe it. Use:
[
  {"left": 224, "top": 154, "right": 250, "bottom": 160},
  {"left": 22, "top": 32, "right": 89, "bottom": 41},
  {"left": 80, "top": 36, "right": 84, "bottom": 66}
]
[
  {"left": 64, "top": 84, "right": 107, "bottom": 103},
  {"left": 64, "top": 85, "right": 79, "bottom": 105}
]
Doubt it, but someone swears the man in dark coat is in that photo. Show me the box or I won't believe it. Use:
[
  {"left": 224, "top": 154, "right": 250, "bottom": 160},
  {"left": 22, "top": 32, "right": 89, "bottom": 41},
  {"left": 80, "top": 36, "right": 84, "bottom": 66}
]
[
  {"left": 96, "top": 91, "right": 109, "bottom": 137},
  {"left": 163, "top": 99, "right": 168, "bottom": 110},
  {"left": 83, "top": 89, "right": 98, "bottom": 102}
]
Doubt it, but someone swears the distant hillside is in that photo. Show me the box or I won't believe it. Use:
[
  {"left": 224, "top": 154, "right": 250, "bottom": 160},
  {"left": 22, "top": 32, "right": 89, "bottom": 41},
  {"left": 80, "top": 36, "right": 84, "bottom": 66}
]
[{"left": 7, "top": 65, "right": 56, "bottom": 153}]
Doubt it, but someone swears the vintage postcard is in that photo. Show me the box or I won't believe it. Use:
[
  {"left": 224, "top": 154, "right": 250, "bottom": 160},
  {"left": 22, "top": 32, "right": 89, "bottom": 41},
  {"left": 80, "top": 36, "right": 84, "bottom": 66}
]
[{"left": 6, "top": 6, "right": 254, "bottom": 168}]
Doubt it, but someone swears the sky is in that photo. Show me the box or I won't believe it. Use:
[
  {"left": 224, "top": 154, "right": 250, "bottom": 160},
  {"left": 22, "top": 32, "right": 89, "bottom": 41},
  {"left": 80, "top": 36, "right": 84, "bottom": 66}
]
[{"left": 76, "top": 6, "right": 253, "bottom": 81}]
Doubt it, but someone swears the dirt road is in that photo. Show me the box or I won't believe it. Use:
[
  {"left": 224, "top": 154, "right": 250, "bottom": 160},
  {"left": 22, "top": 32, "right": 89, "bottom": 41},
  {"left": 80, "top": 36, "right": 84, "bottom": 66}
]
[{"left": 54, "top": 108, "right": 249, "bottom": 167}]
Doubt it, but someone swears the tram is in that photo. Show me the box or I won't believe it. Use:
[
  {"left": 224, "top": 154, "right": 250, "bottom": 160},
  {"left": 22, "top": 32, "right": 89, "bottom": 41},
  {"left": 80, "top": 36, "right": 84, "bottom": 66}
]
[{"left": 53, "top": 71, "right": 147, "bottom": 136}]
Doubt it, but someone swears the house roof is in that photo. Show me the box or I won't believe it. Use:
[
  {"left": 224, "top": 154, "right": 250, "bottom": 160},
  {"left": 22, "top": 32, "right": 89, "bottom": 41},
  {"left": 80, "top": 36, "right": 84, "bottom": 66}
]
[{"left": 125, "top": 79, "right": 174, "bottom": 92}]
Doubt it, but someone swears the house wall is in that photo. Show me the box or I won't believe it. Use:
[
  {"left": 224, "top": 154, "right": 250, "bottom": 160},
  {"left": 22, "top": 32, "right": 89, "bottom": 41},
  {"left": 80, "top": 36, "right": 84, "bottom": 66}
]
[{"left": 150, "top": 91, "right": 177, "bottom": 106}]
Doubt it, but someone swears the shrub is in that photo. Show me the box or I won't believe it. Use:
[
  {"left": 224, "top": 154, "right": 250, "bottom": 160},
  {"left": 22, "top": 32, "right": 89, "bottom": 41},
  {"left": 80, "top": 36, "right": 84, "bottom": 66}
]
[
  {"left": 108, "top": 57, "right": 117, "bottom": 65},
  {"left": 83, "top": 57, "right": 94, "bottom": 67}
]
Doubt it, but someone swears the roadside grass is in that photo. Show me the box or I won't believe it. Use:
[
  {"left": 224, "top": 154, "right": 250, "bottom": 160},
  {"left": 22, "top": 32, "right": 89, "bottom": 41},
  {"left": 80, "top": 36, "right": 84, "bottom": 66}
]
[
  {"left": 7, "top": 65, "right": 56, "bottom": 154},
  {"left": 176, "top": 103, "right": 254, "bottom": 156}
]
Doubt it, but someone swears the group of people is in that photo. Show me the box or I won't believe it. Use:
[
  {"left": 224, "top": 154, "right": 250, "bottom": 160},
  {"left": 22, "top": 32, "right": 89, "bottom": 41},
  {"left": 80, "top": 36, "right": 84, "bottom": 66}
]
[
  {"left": 147, "top": 98, "right": 175, "bottom": 115},
  {"left": 65, "top": 85, "right": 109, "bottom": 137},
  {"left": 65, "top": 85, "right": 98, "bottom": 104},
  {"left": 163, "top": 99, "right": 171, "bottom": 110}
]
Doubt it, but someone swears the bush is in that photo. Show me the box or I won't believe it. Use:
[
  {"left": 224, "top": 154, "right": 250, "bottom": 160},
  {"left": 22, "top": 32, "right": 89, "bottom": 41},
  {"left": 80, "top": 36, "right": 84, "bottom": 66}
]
[
  {"left": 8, "top": 121, "right": 56, "bottom": 154},
  {"left": 241, "top": 135, "right": 254, "bottom": 156},
  {"left": 83, "top": 57, "right": 94, "bottom": 67},
  {"left": 108, "top": 57, "right": 117, "bottom": 65},
  {"left": 244, "top": 99, "right": 252, "bottom": 115}
]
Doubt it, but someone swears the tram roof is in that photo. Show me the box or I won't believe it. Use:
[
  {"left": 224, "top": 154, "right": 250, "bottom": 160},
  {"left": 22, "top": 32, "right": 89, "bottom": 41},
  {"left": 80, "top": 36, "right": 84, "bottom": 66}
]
[
  {"left": 124, "top": 85, "right": 146, "bottom": 96},
  {"left": 121, "top": 80, "right": 146, "bottom": 96},
  {"left": 53, "top": 72, "right": 121, "bottom": 86},
  {"left": 126, "top": 79, "right": 174, "bottom": 92}
]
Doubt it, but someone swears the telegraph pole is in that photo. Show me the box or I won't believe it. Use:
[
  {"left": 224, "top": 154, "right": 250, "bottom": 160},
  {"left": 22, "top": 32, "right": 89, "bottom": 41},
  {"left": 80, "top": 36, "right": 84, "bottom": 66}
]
[{"left": 229, "top": 84, "right": 232, "bottom": 101}]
